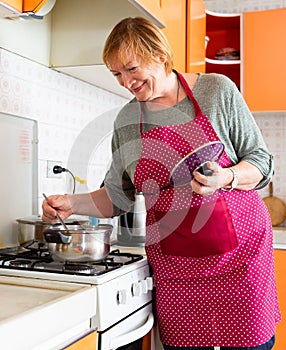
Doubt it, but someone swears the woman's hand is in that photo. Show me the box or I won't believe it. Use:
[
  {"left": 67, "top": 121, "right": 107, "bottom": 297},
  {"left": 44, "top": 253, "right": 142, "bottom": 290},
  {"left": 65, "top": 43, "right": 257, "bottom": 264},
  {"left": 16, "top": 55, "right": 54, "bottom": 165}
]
[
  {"left": 191, "top": 162, "right": 228, "bottom": 196},
  {"left": 42, "top": 188, "right": 115, "bottom": 223},
  {"left": 191, "top": 160, "right": 264, "bottom": 196},
  {"left": 42, "top": 194, "right": 73, "bottom": 224}
]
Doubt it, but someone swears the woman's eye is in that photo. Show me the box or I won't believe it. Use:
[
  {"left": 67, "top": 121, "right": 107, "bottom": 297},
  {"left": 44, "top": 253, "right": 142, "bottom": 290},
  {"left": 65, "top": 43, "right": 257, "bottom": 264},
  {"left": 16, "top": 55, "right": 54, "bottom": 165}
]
[{"left": 129, "top": 67, "right": 137, "bottom": 72}]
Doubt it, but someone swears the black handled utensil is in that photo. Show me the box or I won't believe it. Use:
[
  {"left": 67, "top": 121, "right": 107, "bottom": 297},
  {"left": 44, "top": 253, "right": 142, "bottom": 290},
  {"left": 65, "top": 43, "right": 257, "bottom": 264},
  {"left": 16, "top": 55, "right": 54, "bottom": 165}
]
[{"left": 195, "top": 162, "right": 214, "bottom": 176}]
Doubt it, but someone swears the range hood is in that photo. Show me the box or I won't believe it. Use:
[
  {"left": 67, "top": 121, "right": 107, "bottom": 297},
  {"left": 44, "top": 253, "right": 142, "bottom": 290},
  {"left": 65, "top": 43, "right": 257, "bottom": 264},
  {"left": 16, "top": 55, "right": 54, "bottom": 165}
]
[
  {"left": 0, "top": 0, "right": 56, "bottom": 19},
  {"left": 50, "top": 0, "right": 165, "bottom": 98}
]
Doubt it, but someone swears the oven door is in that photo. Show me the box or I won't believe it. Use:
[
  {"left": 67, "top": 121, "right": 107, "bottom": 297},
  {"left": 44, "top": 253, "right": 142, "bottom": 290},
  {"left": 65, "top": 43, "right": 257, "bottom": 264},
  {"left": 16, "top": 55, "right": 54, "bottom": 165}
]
[{"left": 98, "top": 302, "right": 154, "bottom": 350}]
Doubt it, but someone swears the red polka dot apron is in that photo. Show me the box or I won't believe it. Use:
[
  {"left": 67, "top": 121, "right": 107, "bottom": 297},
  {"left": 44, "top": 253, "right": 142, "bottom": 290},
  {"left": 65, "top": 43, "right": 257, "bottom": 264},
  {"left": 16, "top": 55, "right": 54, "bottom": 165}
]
[{"left": 133, "top": 72, "right": 281, "bottom": 347}]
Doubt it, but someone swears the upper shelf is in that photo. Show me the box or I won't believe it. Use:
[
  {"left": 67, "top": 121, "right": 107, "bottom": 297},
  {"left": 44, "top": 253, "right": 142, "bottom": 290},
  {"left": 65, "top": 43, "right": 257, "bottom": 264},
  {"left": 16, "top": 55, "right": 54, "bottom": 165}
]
[
  {"left": 205, "top": 58, "right": 240, "bottom": 65},
  {"left": 205, "top": 10, "right": 241, "bottom": 89}
]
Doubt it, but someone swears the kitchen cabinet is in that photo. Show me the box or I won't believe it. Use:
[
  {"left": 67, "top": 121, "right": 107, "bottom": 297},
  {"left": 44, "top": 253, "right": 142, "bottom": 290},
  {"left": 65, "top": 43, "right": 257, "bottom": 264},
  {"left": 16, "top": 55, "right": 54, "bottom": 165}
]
[
  {"left": 205, "top": 8, "right": 286, "bottom": 111},
  {"left": 1, "top": 0, "right": 53, "bottom": 15},
  {"left": 129, "top": 0, "right": 165, "bottom": 27},
  {"left": 64, "top": 331, "right": 97, "bottom": 350},
  {"left": 1, "top": 0, "right": 22, "bottom": 12},
  {"left": 243, "top": 8, "right": 286, "bottom": 111},
  {"left": 51, "top": 0, "right": 206, "bottom": 96},
  {"left": 50, "top": 0, "right": 161, "bottom": 68},
  {"left": 23, "top": 0, "right": 50, "bottom": 12},
  {"left": 160, "top": 0, "right": 206, "bottom": 73},
  {"left": 49, "top": 0, "right": 167, "bottom": 99},
  {"left": 187, "top": 0, "right": 206, "bottom": 73},
  {"left": 205, "top": 10, "right": 241, "bottom": 90},
  {"left": 274, "top": 249, "right": 286, "bottom": 350},
  {"left": 161, "top": 0, "right": 206, "bottom": 73},
  {"left": 160, "top": 0, "right": 186, "bottom": 72}
]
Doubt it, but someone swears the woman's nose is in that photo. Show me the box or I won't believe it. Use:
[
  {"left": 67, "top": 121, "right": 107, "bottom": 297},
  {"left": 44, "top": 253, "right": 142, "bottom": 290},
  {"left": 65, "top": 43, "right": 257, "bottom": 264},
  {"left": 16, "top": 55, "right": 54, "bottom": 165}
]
[{"left": 121, "top": 74, "right": 135, "bottom": 89}]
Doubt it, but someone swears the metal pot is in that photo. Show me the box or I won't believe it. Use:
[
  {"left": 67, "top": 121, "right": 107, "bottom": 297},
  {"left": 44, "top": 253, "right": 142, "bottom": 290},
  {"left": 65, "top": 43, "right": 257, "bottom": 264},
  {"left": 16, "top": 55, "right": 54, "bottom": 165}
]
[
  {"left": 43, "top": 224, "right": 113, "bottom": 262},
  {"left": 16, "top": 215, "right": 89, "bottom": 245}
]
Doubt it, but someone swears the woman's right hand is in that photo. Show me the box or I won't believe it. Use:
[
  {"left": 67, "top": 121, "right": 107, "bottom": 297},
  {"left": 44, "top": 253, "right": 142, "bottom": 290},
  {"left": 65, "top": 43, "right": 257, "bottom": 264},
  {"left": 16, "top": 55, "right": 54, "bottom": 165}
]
[{"left": 42, "top": 194, "right": 73, "bottom": 224}]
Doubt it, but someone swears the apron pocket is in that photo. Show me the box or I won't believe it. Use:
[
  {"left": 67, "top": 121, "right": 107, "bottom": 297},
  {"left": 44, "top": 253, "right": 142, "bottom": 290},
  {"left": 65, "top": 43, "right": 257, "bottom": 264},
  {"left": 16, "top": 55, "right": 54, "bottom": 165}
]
[{"left": 155, "top": 196, "right": 238, "bottom": 258}]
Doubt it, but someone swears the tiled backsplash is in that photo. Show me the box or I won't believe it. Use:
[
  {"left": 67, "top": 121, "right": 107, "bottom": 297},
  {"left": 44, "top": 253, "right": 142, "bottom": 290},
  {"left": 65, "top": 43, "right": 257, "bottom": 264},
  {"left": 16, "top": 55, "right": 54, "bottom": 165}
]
[
  {"left": 254, "top": 112, "right": 286, "bottom": 203},
  {"left": 0, "top": 49, "right": 285, "bottom": 223},
  {"left": 0, "top": 49, "right": 128, "bottom": 213}
]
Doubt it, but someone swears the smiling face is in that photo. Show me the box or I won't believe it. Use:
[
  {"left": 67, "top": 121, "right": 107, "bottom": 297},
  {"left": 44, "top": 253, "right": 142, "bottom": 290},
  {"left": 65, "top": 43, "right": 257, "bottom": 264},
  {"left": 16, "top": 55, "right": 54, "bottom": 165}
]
[
  {"left": 102, "top": 17, "right": 174, "bottom": 102},
  {"left": 107, "top": 51, "right": 168, "bottom": 102}
]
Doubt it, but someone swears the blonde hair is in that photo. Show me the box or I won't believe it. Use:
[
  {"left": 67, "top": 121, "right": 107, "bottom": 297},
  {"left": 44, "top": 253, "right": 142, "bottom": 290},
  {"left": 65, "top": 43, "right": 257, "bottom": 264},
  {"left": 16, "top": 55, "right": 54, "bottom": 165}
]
[{"left": 102, "top": 17, "right": 174, "bottom": 74}]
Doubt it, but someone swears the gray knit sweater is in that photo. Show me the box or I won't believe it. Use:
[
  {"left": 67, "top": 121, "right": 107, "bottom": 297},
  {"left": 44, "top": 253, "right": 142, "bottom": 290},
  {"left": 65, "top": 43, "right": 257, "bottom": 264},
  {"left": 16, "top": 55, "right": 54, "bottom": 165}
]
[{"left": 104, "top": 73, "right": 273, "bottom": 215}]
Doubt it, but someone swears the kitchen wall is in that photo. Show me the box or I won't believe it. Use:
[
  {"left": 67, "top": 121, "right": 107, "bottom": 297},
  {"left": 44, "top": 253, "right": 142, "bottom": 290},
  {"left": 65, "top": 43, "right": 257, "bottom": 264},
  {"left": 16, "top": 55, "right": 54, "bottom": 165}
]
[
  {"left": 255, "top": 112, "right": 286, "bottom": 209},
  {"left": 0, "top": 48, "right": 285, "bottom": 226},
  {"left": 0, "top": 48, "right": 128, "bottom": 213}
]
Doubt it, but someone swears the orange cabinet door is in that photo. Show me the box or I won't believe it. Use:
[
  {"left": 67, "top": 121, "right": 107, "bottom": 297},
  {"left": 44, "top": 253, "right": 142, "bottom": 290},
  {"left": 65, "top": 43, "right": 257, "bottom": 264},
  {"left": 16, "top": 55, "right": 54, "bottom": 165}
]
[
  {"left": 187, "top": 0, "right": 206, "bottom": 73},
  {"left": 64, "top": 331, "right": 97, "bottom": 350},
  {"left": 23, "top": 0, "right": 49, "bottom": 12},
  {"left": 243, "top": 9, "right": 286, "bottom": 111},
  {"left": 274, "top": 249, "right": 286, "bottom": 350},
  {"left": 160, "top": 0, "right": 187, "bottom": 72},
  {"left": 129, "top": 0, "right": 165, "bottom": 28},
  {"left": 1, "top": 0, "right": 22, "bottom": 11}
]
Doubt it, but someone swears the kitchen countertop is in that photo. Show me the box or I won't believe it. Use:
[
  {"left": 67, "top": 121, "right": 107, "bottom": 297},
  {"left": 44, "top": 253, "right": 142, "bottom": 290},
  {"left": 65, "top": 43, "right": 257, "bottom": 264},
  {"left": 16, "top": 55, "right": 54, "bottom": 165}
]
[{"left": 0, "top": 276, "right": 97, "bottom": 350}]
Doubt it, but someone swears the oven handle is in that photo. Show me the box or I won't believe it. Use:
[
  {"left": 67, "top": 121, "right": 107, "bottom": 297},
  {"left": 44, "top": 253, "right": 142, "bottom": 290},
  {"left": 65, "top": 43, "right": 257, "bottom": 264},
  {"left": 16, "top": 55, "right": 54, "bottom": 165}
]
[{"left": 109, "top": 312, "right": 154, "bottom": 350}]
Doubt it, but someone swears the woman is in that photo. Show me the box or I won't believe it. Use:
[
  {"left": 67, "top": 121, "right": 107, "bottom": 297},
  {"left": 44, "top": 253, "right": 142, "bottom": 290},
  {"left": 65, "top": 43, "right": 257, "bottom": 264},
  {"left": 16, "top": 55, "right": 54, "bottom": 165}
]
[{"left": 42, "top": 17, "right": 280, "bottom": 350}]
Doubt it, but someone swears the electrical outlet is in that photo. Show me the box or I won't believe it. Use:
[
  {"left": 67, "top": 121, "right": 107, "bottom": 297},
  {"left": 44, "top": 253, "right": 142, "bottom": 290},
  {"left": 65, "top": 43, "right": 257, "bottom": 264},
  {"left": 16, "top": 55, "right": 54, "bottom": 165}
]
[{"left": 47, "top": 160, "right": 62, "bottom": 178}]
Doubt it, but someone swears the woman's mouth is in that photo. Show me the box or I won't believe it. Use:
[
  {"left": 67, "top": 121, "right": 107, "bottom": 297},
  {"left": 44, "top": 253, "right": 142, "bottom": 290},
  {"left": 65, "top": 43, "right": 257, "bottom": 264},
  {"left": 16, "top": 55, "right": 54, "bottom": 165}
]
[{"left": 132, "top": 82, "right": 145, "bottom": 94}]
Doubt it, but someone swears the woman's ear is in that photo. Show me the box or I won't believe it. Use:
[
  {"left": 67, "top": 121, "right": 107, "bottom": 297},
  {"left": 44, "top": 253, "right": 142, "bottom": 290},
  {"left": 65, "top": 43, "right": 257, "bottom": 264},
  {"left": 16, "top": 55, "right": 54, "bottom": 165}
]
[{"left": 159, "top": 55, "right": 167, "bottom": 64}]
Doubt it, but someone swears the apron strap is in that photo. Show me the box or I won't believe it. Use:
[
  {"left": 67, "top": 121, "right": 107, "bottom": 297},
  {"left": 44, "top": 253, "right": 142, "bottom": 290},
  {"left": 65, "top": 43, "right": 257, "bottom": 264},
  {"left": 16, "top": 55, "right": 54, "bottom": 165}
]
[
  {"left": 174, "top": 70, "right": 203, "bottom": 118},
  {"left": 139, "top": 102, "right": 143, "bottom": 136}
]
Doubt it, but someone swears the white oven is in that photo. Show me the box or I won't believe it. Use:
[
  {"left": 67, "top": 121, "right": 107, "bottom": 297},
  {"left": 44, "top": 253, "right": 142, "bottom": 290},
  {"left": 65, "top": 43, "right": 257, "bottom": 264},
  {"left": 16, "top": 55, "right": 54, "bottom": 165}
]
[
  {"left": 93, "top": 259, "right": 154, "bottom": 349},
  {"left": 0, "top": 245, "right": 154, "bottom": 350}
]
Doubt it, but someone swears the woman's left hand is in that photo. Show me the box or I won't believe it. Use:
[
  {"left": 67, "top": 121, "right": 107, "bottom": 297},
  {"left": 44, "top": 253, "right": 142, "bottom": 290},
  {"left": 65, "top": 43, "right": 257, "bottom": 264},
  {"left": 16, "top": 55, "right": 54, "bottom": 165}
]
[
  {"left": 191, "top": 160, "right": 264, "bottom": 196},
  {"left": 191, "top": 162, "right": 231, "bottom": 196}
]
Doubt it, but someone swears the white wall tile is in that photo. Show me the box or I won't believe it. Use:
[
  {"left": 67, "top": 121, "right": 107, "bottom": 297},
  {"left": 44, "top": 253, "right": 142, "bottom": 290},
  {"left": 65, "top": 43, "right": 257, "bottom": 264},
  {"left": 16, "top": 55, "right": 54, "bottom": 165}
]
[
  {"left": 0, "top": 48, "right": 128, "bottom": 212},
  {"left": 254, "top": 111, "right": 286, "bottom": 226}
]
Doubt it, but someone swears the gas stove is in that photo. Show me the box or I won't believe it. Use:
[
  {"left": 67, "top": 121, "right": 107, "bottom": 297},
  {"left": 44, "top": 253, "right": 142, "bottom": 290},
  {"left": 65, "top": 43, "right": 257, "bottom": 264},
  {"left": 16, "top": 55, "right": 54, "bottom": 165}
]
[
  {"left": 0, "top": 240, "right": 147, "bottom": 284},
  {"left": 0, "top": 241, "right": 154, "bottom": 349}
]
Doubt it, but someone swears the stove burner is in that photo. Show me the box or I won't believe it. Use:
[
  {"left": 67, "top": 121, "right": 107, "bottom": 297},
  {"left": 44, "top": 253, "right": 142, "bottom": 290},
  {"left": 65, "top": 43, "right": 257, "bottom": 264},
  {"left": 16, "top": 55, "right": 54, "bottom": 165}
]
[
  {"left": 9, "top": 259, "right": 32, "bottom": 268},
  {"left": 63, "top": 264, "right": 95, "bottom": 274},
  {"left": 0, "top": 243, "right": 144, "bottom": 276}
]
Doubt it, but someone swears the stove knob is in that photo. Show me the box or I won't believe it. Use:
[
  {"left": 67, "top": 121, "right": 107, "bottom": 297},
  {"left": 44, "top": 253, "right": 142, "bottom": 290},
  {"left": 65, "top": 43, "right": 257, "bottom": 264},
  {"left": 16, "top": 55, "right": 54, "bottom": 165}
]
[
  {"left": 117, "top": 289, "right": 128, "bottom": 304},
  {"left": 141, "top": 280, "right": 148, "bottom": 294},
  {"left": 146, "top": 276, "right": 154, "bottom": 290},
  {"left": 132, "top": 282, "right": 143, "bottom": 297}
]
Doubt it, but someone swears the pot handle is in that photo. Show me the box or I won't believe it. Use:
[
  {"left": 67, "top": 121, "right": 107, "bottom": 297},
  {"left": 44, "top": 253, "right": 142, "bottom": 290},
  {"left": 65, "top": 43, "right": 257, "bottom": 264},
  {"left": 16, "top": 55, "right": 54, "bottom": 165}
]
[{"left": 43, "top": 229, "right": 72, "bottom": 244}]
